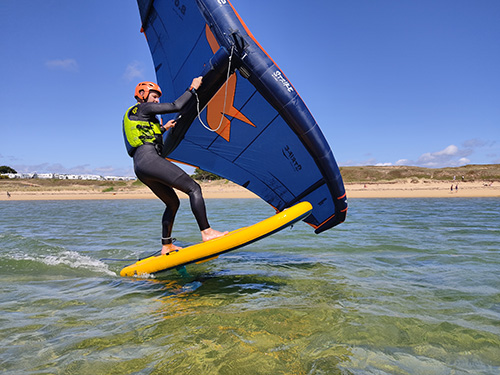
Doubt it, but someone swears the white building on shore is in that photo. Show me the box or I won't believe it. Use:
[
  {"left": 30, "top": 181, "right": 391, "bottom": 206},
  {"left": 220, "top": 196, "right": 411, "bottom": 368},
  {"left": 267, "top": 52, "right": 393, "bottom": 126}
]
[{"left": 1, "top": 173, "right": 136, "bottom": 181}]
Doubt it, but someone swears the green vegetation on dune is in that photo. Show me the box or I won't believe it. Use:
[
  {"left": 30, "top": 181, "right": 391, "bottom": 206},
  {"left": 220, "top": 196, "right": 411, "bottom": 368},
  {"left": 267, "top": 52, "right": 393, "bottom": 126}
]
[
  {"left": 339, "top": 164, "right": 500, "bottom": 183},
  {"left": 1, "top": 165, "right": 499, "bottom": 192},
  {"left": 0, "top": 178, "right": 144, "bottom": 193}
]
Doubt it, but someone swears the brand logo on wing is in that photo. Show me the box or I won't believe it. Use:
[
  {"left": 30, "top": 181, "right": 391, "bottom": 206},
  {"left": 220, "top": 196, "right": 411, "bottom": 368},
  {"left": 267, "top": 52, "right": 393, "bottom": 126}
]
[
  {"left": 172, "top": 0, "right": 187, "bottom": 16},
  {"left": 272, "top": 70, "right": 294, "bottom": 93},
  {"left": 282, "top": 145, "right": 302, "bottom": 171}
]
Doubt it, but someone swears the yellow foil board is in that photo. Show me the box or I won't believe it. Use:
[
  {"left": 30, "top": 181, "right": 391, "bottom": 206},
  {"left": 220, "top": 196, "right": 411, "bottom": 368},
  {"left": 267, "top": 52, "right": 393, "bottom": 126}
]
[{"left": 120, "top": 201, "right": 312, "bottom": 277}]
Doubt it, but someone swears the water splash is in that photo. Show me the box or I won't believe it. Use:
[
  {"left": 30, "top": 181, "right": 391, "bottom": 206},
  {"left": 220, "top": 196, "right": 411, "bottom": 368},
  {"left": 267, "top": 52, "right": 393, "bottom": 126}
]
[{"left": 0, "top": 233, "right": 116, "bottom": 277}]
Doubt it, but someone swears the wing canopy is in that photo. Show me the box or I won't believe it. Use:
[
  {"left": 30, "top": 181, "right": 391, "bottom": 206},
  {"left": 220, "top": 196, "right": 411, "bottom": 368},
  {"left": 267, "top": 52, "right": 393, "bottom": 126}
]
[{"left": 137, "top": 0, "right": 347, "bottom": 233}]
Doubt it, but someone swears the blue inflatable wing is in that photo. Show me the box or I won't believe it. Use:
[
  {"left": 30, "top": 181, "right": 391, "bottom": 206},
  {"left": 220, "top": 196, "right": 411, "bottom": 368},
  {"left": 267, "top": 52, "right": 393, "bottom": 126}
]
[{"left": 136, "top": 0, "right": 347, "bottom": 233}]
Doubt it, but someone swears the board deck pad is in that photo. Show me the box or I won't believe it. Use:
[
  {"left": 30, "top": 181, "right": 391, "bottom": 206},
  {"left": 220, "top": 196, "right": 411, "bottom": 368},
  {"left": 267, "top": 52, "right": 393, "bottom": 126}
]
[{"left": 120, "top": 201, "right": 312, "bottom": 277}]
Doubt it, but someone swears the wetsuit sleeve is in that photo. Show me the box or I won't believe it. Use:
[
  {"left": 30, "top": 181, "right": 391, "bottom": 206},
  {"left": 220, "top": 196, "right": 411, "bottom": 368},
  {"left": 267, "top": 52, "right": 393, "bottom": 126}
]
[{"left": 140, "top": 90, "right": 193, "bottom": 116}]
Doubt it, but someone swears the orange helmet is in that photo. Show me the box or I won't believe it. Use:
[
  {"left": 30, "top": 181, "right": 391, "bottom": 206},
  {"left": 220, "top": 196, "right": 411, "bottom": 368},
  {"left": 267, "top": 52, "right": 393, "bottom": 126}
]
[{"left": 134, "top": 81, "right": 162, "bottom": 101}]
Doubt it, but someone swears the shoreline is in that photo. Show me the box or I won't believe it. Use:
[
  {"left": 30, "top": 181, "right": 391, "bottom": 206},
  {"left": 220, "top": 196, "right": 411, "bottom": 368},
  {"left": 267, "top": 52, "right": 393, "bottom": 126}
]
[{"left": 1, "top": 180, "right": 499, "bottom": 201}]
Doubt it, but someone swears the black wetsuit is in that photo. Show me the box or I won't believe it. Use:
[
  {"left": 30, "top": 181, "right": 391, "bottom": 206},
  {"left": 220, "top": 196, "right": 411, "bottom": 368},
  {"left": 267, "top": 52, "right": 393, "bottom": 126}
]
[{"left": 125, "top": 90, "right": 210, "bottom": 243}]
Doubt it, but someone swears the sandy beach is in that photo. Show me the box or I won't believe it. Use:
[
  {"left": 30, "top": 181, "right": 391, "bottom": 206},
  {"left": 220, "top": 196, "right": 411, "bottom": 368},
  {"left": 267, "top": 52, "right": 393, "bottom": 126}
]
[
  {"left": 1, "top": 179, "right": 499, "bottom": 201},
  {"left": 346, "top": 180, "right": 500, "bottom": 198}
]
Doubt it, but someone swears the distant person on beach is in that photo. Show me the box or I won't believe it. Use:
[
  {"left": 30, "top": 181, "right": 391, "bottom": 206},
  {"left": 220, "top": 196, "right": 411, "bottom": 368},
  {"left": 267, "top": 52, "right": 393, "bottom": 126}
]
[
  {"left": 6, "top": 191, "right": 11, "bottom": 198},
  {"left": 123, "top": 79, "right": 227, "bottom": 255}
]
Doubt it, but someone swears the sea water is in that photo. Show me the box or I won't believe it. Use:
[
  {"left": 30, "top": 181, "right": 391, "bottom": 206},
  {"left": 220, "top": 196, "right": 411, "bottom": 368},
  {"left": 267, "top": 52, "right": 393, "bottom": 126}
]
[{"left": 0, "top": 198, "right": 499, "bottom": 374}]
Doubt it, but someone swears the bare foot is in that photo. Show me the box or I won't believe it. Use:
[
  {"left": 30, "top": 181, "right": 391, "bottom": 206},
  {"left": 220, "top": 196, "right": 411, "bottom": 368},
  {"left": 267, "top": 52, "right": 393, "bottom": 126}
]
[
  {"left": 161, "top": 243, "right": 182, "bottom": 255},
  {"left": 201, "top": 228, "right": 229, "bottom": 242}
]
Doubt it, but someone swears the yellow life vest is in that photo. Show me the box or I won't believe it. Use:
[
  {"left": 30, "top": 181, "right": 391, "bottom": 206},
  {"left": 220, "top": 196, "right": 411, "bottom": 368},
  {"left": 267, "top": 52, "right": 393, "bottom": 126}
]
[{"left": 123, "top": 104, "right": 163, "bottom": 156}]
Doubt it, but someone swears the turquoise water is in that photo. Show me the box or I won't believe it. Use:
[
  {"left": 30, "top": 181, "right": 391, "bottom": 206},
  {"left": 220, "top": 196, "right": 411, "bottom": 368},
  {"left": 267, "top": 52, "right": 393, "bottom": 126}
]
[{"left": 1, "top": 198, "right": 499, "bottom": 374}]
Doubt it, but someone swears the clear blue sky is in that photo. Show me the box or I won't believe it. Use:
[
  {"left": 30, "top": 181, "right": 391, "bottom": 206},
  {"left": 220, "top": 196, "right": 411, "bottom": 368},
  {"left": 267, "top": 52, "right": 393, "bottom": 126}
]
[{"left": 1, "top": 0, "right": 499, "bottom": 176}]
